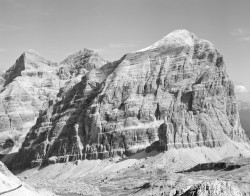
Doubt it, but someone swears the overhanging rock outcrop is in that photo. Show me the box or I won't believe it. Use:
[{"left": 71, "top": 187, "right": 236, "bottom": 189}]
[{"left": 13, "top": 30, "right": 248, "bottom": 169}]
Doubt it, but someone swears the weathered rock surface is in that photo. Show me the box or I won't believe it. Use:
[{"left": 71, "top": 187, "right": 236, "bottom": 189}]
[
  {"left": 13, "top": 30, "right": 249, "bottom": 169},
  {"left": 0, "top": 49, "right": 106, "bottom": 156},
  {"left": 180, "top": 180, "right": 243, "bottom": 196}
]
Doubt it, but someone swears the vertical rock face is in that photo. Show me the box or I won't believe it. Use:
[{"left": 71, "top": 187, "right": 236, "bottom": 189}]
[
  {"left": 13, "top": 30, "right": 248, "bottom": 169},
  {"left": 0, "top": 49, "right": 106, "bottom": 155}
]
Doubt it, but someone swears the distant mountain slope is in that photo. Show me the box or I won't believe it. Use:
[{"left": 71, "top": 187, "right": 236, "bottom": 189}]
[{"left": 238, "top": 100, "right": 250, "bottom": 139}]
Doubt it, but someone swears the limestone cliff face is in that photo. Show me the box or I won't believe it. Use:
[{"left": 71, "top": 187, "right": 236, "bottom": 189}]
[
  {"left": 13, "top": 30, "right": 248, "bottom": 169},
  {"left": 0, "top": 49, "right": 106, "bottom": 155}
]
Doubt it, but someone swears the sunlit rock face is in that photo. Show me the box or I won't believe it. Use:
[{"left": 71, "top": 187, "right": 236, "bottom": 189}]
[
  {"left": 0, "top": 49, "right": 106, "bottom": 155},
  {"left": 13, "top": 30, "right": 248, "bottom": 169}
]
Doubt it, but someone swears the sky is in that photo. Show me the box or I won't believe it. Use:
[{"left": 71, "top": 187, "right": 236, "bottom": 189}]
[{"left": 0, "top": 0, "right": 250, "bottom": 99}]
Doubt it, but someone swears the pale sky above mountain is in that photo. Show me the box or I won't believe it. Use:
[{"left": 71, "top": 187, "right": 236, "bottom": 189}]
[{"left": 0, "top": 0, "right": 250, "bottom": 97}]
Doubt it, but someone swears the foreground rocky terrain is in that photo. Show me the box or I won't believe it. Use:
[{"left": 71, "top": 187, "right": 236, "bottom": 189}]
[
  {"left": 0, "top": 161, "right": 55, "bottom": 196},
  {"left": 15, "top": 148, "right": 250, "bottom": 195},
  {"left": 0, "top": 29, "right": 250, "bottom": 195}
]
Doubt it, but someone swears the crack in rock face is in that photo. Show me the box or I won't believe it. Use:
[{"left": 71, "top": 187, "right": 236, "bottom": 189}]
[{"left": 10, "top": 30, "right": 249, "bottom": 170}]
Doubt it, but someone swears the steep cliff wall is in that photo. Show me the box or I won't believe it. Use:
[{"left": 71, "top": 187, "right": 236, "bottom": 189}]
[{"left": 13, "top": 30, "right": 248, "bottom": 169}]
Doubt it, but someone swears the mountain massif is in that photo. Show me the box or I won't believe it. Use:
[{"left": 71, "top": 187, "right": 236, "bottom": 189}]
[
  {"left": 0, "top": 29, "right": 250, "bottom": 195},
  {"left": 8, "top": 29, "right": 248, "bottom": 170}
]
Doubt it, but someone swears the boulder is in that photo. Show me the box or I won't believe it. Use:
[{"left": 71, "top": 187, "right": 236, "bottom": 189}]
[{"left": 48, "top": 156, "right": 58, "bottom": 164}]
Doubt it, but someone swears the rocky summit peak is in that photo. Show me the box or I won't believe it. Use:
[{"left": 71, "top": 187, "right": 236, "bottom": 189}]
[
  {"left": 66, "top": 48, "right": 95, "bottom": 58},
  {"left": 19, "top": 49, "right": 54, "bottom": 69},
  {"left": 20, "top": 49, "right": 45, "bottom": 62},
  {"left": 166, "top": 29, "right": 197, "bottom": 42},
  {"left": 54, "top": 49, "right": 108, "bottom": 97},
  {"left": 24, "top": 49, "right": 40, "bottom": 56},
  {"left": 78, "top": 48, "right": 95, "bottom": 54},
  {"left": 58, "top": 48, "right": 107, "bottom": 79},
  {"left": 137, "top": 29, "right": 198, "bottom": 52},
  {"left": 167, "top": 29, "right": 194, "bottom": 37}
]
